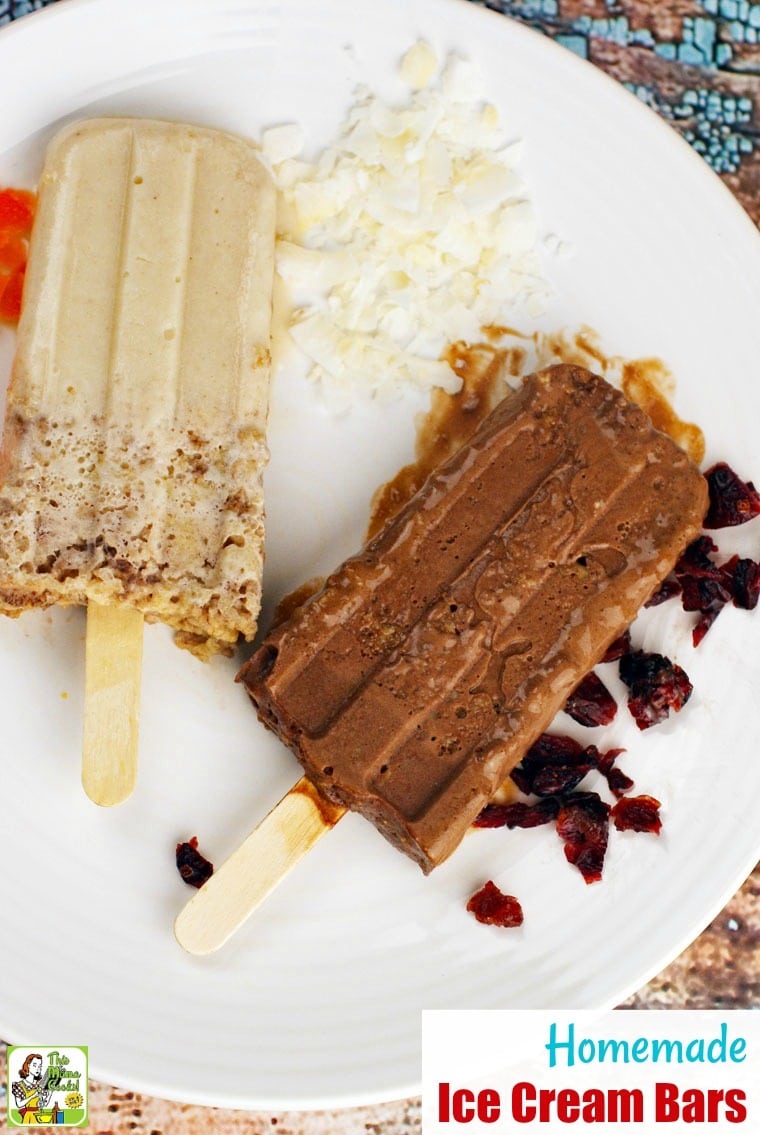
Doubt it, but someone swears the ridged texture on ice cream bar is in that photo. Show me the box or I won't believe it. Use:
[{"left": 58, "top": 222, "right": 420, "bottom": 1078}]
[
  {"left": 0, "top": 117, "right": 276, "bottom": 658},
  {"left": 240, "top": 366, "right": 708, "bottom": 871}
]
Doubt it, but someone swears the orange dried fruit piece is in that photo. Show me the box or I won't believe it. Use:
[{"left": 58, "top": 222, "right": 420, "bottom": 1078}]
[
  {"left": 0, "top": 232, "right": 27, "bottom": 273},
  {"left": 0, "top": 188, "right": 36, "bottom": 235},
  {"left": 0, "top": 267, "right": 25, "bottom": 322}
]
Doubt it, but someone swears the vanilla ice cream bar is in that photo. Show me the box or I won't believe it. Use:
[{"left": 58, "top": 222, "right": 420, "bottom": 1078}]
[
  {"left": 0, "top": 118, "right": 276, "bottom": 658},
  {"left": 241, "top": 366, "right": 708, "bottom": 871}
]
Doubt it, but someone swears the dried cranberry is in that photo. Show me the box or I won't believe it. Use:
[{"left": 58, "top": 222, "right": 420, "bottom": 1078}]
[
  {"left": 509, "top": 766, "right": 534, "bottom": 796},
  {"left": 619, "top": 650, "right": 693, "bottom": 730},
  {"left": 677, "top": 537, "right": 730, "bottom": 606},
  {"left": 692, "top": 609, "right": 721, "bottom": 648},
  {"left": 466, "top": 881, "right": 524, "bottom": 927},
  {"left": 592, "top": 746, "right": 625, "bottom": 773},
  {"left": 511, "top": 733, "right": 589, "bottom": 796},
  {"left": 723, "top": 555, "right": 760, "bottom": 611},
  {"left": 525, "top": 733, "right": 586, "bottom": 764},
  {"left": 590, "top": 746, "right": 633, "bottom": 798},
  {"left": 704, "top": 463, "right": 760, "bottom": 528},
  {"left": 663, "top": 535, "right": 737, "bottom": 645},
  {"left": 176, "top": 836, "right": 214, "bottom": 888},
  {"left": 605, "top": 767, "right": 635, "bottom": 798},
  {"left": 532, "top": 762, "right": 593, "bottom": 797},
  {"left": 678, "top": 569, "right": 731, "bottom": 615},
  {"left": 647, "top": 537, "right": 722, "bottom": 612},
  {"left": 645, "top": 576, "right": 681, "bottom": 608},
  {"left": 555, "top": 792, "right": 610, "bottom": 884},
  {"left": 563, "top": 672, "right": 617, "bottom": 727},
  {"left": 601, "top": 630, "right": 632, "bottom": 661},
  {"left": 474, "top": 798, "right": 559, "bottom": 829},
  {"left": 678, "top": 534, "right": 721, "bottom": 569},
  {"left": 611, "top": 794, "right": 662, "bottom": 834}
]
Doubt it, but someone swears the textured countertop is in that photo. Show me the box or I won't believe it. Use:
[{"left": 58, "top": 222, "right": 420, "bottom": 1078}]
[{"left": 1, "top": 0, "right": 758, "bottom": 1131}]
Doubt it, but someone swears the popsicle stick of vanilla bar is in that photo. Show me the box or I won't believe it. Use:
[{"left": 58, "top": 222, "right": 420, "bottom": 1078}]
[
  {"left": 82, "top": 603, "right": 144, "bottom": 806},
  {"left": 174, "top": 777, "right": 345, "bottom": 955}
]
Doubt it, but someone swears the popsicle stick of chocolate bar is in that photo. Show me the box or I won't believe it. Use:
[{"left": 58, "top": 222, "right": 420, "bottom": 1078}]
[
  {"left": 82, "top": 603, "right": 144, "bottom": 807},
  {"left": 174, "top": 776, "right": 345, "bottom": 955}
]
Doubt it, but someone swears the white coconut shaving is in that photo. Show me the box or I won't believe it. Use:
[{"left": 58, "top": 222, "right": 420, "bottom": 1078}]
[{"left": 262, "top": 41, "right": 557, "bottom": 405}]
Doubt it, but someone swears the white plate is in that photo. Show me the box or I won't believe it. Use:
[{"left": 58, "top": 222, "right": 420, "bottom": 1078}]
[{"left": 1, "top": 0, "right": 759, "bottom": 1112}]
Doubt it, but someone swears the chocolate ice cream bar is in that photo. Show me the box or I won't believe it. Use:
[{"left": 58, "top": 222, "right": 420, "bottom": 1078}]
[{"left": 240, "top": 365, "right": 707, "bottom": 872}]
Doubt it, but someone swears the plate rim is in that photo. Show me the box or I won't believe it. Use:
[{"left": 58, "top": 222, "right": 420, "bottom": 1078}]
[{"left": 0, "top": 0, "right": 759, "bottom": 1112}]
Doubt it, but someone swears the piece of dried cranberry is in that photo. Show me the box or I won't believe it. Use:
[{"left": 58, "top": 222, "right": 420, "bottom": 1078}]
[
  {"left": 510, "top": 733, "right": 588, "bottom": 796},
  {"left": 668, "top": 535, "right": 734, "bottom": 645},
  {"left": 509, "top": 766, "right": 534, "bottom": 796},
  {"left": 524, "top": 733, "right": 586, "bottom": 765},
  {"left": 466, "top": 880, "right": 524, "bottom": 927},
  {"left": 678, "top": 569, "right": 731, "bottom": 615},
  {"left": 590, "top": 746, "right": 634, "bottom": 798},
  {"left": 611, "top": 794, "right": 662, "bottom": 834},
  {"left": 704, "top": 463, "right": 760, "bottom": 528},
  {"left": 723, "top": 555, "right": 760, "bottom": 611},
  {"left": 600, "top": 629, "right": 632, "bottom": 662},
  {"left": 649, "top": 537, "right": 721, "bottom": 615},
  {"left": 563, "top": 671, "right": 617, "bottom": 727},
  {"left": 678, "top": 534, "right": 721, "bottom": 569},
  {"left": 677, "top": 538, "right": 730, "bottom": 606},
  {"left": 619, "top": 650, "right": 693, "bottom": 730},
  {"left": 692, "top": 608, "right": 722, "bottom": 648},
  {"left": 591, "top": 746, "right": 625, "bottom": 774},
  {"left": 605, "top": 767, "right": 635, "bottom": 798},
  {"left": 532, "top": 762, "right": 593, "bottom": 797},
  {"left": 645, "top": 576, "right": 681, "bottom": 608},
  {"left": 555, "top": 791, "right": 610, "bottom": 884},
  {"left": 176, "top": 836, "right": 214, "bottom": 888},
  {"left": 474, "top": 798, "right": 560, "bottom": 829}
]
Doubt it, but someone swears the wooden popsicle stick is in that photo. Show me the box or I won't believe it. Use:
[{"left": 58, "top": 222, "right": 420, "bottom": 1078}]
[
  {"left": 82, "top": 603, "right": 144, "bottom": 807},
  {"left": 174, "top": 776, "right": 346, "bottom": 955}
]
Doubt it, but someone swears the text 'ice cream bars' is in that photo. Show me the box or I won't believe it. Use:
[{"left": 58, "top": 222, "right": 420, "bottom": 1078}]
[
  {"left": 240, "top": 366, "right": 708, "bottom": 873},
  {"left": 0, "top": 117, "right": 276, "bottom": 659}
]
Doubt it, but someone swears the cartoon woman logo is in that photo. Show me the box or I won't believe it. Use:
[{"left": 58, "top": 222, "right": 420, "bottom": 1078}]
[{"left": 10, "top": 1053, "right": 62, "bottom": 1125}]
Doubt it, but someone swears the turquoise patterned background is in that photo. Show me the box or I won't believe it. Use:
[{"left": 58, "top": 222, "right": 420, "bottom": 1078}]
[
  {"left": 473, "top": 0, "right": 758, "bottom": 181},
  {"left": 1, "top": 0, "right": 758, "bottom": 219}
]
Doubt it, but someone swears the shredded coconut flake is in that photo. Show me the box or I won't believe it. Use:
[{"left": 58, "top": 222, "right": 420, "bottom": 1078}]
[
  {"left": 269, "top": 43, "right": 555, "bottom": 402},
  {"left": 400, "top": 40, "right": 439, "bottom": 89},
  {"left": 261, "top": 123, "right": 307, "bottom": 165}
]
